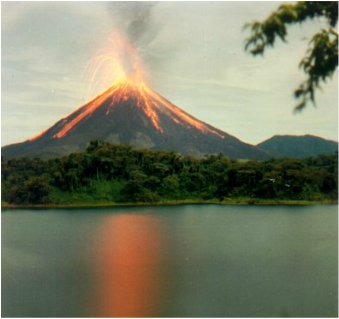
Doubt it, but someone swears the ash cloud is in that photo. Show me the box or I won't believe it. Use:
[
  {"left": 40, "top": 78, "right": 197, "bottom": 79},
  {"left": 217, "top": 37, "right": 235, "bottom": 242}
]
[{"left": 107, "top": 2, "right": 158, "bottom": 49}]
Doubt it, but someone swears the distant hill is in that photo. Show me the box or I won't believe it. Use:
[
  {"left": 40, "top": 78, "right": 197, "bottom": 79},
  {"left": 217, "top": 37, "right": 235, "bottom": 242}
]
[{"left": 257, "top": 135, "right": 338, "bottom": 158}]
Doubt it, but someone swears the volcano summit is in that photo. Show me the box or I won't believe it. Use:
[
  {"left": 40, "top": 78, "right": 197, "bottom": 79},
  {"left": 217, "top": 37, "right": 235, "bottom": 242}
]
[{"left": 2, "top": 79, "right": 267, "bottom": 159}]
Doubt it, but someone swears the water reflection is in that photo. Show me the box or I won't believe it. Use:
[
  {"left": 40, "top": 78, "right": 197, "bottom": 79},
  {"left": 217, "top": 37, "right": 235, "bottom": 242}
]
[
  {"left": 94, "top": 213, "right": 164, "bottom": 317},
  {"left": 2, "top": 206, "right": 337, "bottom": 317}
]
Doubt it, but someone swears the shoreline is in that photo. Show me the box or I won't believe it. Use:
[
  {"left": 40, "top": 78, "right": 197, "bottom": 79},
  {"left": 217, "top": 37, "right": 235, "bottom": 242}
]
[{"left": 2, "top": 199, "right": 338, "bottom": 210}]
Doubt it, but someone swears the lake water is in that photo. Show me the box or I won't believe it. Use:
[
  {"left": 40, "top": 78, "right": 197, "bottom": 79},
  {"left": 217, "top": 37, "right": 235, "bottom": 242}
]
[{"left": 2, "top": 205, "right": 338, "bottom": 317}]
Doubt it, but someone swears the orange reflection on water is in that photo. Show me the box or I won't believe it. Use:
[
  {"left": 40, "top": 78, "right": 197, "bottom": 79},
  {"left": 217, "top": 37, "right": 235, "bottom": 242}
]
[{"left": 95, "top": 214, "right": 164, "bottom": 317}]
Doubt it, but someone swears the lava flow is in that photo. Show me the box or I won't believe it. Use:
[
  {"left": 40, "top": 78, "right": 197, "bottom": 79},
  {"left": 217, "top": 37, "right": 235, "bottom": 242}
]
[
  {"left": 4, "top": 31, "right": 268, "bottom": 160},
  {"left": 41, "top": 78, "right": 223, "bottom": 140},
  {"left": 26, "top": 30, "right": 224, "bottom": 142}
]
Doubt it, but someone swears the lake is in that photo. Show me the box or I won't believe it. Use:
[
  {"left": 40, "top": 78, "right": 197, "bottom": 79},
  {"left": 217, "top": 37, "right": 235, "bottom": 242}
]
[{"left": 2, "top": 205, "right": 338, "bottom": 317}]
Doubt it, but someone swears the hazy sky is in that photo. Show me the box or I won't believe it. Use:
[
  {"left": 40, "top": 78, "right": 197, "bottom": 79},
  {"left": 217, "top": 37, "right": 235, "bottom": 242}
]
[{"left": 2, "top": 1, "right": 338, "bottom": 146}]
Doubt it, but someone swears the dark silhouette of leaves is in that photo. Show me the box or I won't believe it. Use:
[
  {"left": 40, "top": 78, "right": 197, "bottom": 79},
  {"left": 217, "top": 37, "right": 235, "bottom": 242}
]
[{"left": 245, "top": 1, "right": 338, "bottom": 110}]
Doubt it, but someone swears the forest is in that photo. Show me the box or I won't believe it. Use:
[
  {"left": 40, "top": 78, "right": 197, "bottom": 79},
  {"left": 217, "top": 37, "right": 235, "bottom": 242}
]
[{"left": 1, "top": 140, "right": 338, "bottom": 205}]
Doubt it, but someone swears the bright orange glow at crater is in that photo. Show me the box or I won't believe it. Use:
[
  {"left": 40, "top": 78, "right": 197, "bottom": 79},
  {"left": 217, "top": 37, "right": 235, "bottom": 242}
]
[{"left": 27, "top": 30, "right": 225, "bottom": 142}]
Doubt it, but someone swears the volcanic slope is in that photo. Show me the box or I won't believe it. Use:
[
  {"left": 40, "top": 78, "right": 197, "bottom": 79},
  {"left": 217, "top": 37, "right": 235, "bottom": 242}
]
[{"left": 2, "top": 79, "right": 268, "bottom": 159}]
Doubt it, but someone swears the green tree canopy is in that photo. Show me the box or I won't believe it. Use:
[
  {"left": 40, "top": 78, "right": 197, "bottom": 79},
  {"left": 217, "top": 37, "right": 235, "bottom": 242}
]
[
  {"left": 1, "top": 141, "right": 338, "bottom": 205},
  {"left": 245, "top": 1, "right": 338, "bottom": 111}
]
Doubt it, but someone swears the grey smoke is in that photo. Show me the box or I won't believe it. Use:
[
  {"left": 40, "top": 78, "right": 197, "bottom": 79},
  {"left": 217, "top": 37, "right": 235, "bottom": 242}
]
[{"left": 107, "top": 2, "right": 158, "bottom": 48}]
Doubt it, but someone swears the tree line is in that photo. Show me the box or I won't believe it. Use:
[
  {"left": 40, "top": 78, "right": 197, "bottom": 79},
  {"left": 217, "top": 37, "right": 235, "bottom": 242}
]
[{"left": 2, "top": 140, "right": 337, "bottom": 205}]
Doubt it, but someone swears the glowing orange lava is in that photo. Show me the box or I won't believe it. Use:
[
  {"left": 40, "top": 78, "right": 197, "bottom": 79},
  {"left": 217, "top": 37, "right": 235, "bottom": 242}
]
[
  {"left": 144, "top": 86, "right": 225, "bottom": 138},
  {"left": 83, "top": 30, "right": 144, "bottom": 100},
  {"left": 27, "top": 31, "right": 225, "bottom": 141},
  {"left": 49, "top": 77, "right": 224, "bottom": 139},
  {"left": 27, "top": 127, "right": 50, "bottom": 142}
]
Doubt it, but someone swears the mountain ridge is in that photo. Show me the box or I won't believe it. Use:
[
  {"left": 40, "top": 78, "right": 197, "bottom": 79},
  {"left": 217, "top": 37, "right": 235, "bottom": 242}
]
[{"left": 257, "top": 134, "right": 338, "bottom": 158}]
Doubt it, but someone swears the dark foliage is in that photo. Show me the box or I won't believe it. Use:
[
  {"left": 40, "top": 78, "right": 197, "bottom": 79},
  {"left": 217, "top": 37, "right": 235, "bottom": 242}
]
[
  {"left": 245, "top": 1, "right": 338, "bottom": 110},
  {"left": 1, "top": 141, "right": 338, "bottom": 204}
]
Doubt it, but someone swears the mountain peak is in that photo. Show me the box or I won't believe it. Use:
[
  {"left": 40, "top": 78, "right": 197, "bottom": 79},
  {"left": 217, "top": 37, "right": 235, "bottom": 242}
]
[
  {"left": 2, "top": 80, "right": 268, "bottom": 160},
  {"left": 32, "top": 78, "right": 227, "bottom": 141}
]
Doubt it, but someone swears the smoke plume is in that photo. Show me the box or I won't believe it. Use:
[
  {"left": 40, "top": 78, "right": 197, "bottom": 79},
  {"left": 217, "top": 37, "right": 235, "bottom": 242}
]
[{"left": 107, "top": 2, "right": 158, "bottom": 49}]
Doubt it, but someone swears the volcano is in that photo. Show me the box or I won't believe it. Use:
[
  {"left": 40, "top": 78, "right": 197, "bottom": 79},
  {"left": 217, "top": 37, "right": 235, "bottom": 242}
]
[{"left": 2, "top": 79, "right": 268, "bottom": 159}]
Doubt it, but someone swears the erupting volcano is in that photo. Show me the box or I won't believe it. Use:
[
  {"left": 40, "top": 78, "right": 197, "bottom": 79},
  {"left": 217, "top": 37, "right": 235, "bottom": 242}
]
[
  {"left": 2, "top": 33, "right": 267, "bottom": 159},
  {"left": 37, "top": 78, "right": 226, "bottom": 141},
  {"left": 2, "top": 77, "right": 267, "bottom": 159}
]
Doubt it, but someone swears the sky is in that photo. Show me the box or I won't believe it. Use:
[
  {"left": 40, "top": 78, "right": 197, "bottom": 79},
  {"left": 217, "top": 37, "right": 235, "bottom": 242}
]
[{"left": 1, "top": 1, "right": 338, "bottom": 146}]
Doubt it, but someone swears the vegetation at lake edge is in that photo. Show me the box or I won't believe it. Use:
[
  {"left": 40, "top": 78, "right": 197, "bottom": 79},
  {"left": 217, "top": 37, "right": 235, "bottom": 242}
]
[{"left": 1, "top": 140, "right": 337, "bottom": 206}]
